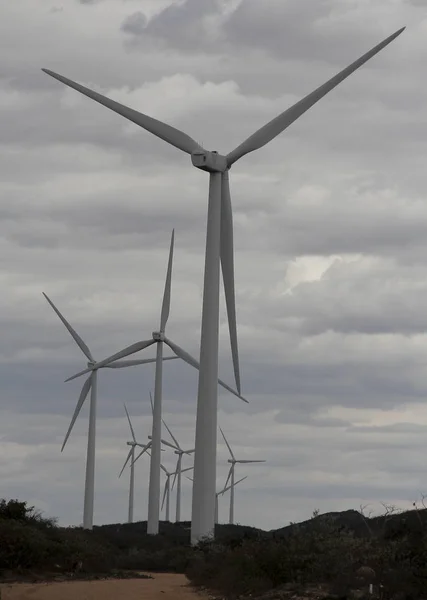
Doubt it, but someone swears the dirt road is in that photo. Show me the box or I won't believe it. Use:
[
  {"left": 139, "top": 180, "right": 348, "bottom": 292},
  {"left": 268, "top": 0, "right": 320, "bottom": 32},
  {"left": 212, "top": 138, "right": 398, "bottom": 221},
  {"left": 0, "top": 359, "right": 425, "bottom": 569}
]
[{"left": 1, "top": 573, "right": 209, "bottom": 600}]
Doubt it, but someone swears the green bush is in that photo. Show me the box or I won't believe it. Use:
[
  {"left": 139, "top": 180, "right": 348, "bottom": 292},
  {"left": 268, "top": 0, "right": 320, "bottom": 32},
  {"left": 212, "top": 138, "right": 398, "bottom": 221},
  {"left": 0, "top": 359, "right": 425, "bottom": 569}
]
[
  {"left": 0, "top": 519, "right": 50, "bottom": 570},
  {"left": 186, "top": 514, "right": 427, "bottom": 598}
]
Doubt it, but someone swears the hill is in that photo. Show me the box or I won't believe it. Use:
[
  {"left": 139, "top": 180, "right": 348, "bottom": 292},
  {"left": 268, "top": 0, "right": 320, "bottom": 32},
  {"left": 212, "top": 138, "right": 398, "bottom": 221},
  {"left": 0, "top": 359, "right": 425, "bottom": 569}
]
[{"left": 271, "top": 505, "right": 427, "bottom": 539}]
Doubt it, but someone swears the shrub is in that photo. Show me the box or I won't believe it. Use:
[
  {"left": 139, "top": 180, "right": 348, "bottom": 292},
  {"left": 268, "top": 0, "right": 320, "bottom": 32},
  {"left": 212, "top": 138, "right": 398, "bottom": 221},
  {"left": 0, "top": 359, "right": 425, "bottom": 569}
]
[
  {"left": 186, "top": 513, "right": 427, "bottom": 598},
  {"left": 0, "top": 519, "right": 50, "bottom": 570}
]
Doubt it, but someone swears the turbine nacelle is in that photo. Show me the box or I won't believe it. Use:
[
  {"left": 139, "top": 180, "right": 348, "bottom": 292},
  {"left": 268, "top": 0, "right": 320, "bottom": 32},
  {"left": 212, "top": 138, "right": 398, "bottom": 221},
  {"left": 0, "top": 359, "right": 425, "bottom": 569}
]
[
  {"left": 152, "top": 331, "right": 165, "bottom": 342},
  {"left": 191, "top": 151, "right": 228, "bottom": 173},
  {"left": 174, "top": 448, "right": 194, "bottom": 455}
]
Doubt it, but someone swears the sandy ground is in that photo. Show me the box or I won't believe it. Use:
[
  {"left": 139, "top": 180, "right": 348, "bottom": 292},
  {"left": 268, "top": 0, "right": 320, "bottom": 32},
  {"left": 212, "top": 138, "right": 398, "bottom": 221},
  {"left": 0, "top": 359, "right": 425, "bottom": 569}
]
[{"left": 0, "top": 573, "right": 209, "bottom": 600}]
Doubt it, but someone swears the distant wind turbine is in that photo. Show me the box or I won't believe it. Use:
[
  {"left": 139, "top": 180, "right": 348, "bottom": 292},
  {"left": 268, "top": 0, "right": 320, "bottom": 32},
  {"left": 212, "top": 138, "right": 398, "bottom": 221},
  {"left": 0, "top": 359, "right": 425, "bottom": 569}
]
[
  {"left": 157, "top": 419, "right": 195, "bottom": 523},
  {"left": 161, "top": 463, "right": 194, "bottom": 522},
  {"left": 215, "top": 475, "right": 247, "bottom": 524},
  {"left": 220, "top": 427, "right": 265, "bottom": 524},
  {"left": 42, "top": 26, "right": 405, "bottom": 541},
  {"left": 62, "top": 230, "right": 246, "bottom": 536},
  {"left": 133, "top": 402, "right": 191, "bottom": 523},
  {"left": 187, "top": 474, "right": 247, "bottom": 524},
  {"left": 43, "top": 292, "right": 175, "bottom": 530},
  {"left": 119, "top": 404, "right": 152, "bottom": 524}
]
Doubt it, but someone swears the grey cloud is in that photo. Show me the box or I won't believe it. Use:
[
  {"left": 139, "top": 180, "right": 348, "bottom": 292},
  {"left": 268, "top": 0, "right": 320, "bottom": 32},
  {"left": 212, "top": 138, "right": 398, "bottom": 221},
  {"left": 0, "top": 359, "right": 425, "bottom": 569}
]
[
  {"left": 236, "top": 359, "right": 427, "bottom": 414},
  {"left": 223, "top": 0, "right": 406, "bottom": 66},
  {"left": 273, "top": 258, "right": 427, "bottom": 336},
  {"left": 126, "top": 0, "right": 405, "bottom": 71},
  {"left": 121, "top": 11, "right": 148, "bottom": 35},
  {"left": 2, "top": 0, "right": 427, "bottom": 531},
  {"left": 347, "top": 422, "right": 427, "bottom": 434},
  {"left": 122, "top": 0, "right": 221, "bottom": 51},
  {"left": 225, "top": 0, "right": 346, "bottom": 62},
  {"left": 275, "top": 409, "right": 351, "bottom": 428},
  {"left": 262, "top": 480, "right": 420, "bottom": 503}
]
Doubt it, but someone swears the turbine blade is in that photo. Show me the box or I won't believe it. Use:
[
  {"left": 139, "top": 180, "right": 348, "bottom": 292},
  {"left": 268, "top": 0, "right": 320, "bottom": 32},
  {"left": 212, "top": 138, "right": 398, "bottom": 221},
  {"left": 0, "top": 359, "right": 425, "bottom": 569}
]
[
  {"left": 226, "top": 27, "right": 405, "bottom": 166},
  {"left": 61, "top": 374, "right": 92, "bottom": 452},
  {"left": 186, "top": 476, "right": 193, "bottom": 482},
  {"left": 171, "top": 455, "right": 181, "bottom": 491},
  {"left": 131, "top": 441, "right": 151, "bottom": 466},
  {"left": 218, "top": 377, "right": 248, "bottom": 403},
  {"left": 224, "top": 465, "right": 233, "bottom": 489},
  {"left": 164, "top": 337, "right": 249, "bottom": 403},
  {"left": 160, "top": 463, "right": 169, "bottom": 475},
  {"left": 181, "top": 467, "right": 194, "bottom": 474},
  {"left": 97, "top": 339, "right": 157, "bottom": 367},
  {"left": 106, "top": 356, "right": 178, "bottom": 368},
  {"left": 124, "top": 404, "right": 136, "bottom": 442},
  {"left": 65, "top": 367, "right": 92, "bottom": 383},
  {"left": 162, "top": 439, "right": 180, "bottom": 450},
  {"left": 236, "top": 459, "right": 266, "bottom": 463},
  {"left": 220, "top": 172, "right": 241, "bottom": 394},
  {"left": 219, "top": 426, "right": 236, "bottom": 460},
  {"left": 222, "top": 475, "right": 247, "bottom": 495},
  {"left": 68, "top": 339, "right": 156, "bottom": 379},
  {"left": 161, "top": 479, "right": 168, "bottom": 511},
  {"left": 162, "top": 418, "right": 180, "bottom": 450},
  {"left": 136, "top": 440, "right": 152, "bottom": 450},
  {"left": 65, "top": 340, "right": 157, "bottom": 382},
  {"left": 184, "top": 448, "right": 196, "bottom": 455},
  {"left": 119, "top": 447, "right": 133, "bottom": 478},
  {"left": 42, "top": 70, "right": 204, "bottom": 155},
  {"left": 43, "top": 293, "right": 93, "bottom": 361},
  {"left": 163, "top": 337, "right": 199, "bottom": 368},
  {"left": 234, "top": 475, "right": 248, "bottom": 486},
  {"left": 160, "top": 230, "right": 174, "bottom": 332},
  {"left": 149, "top": 391, "right": 154, "bottom": 415},
  {"left": 148, "top": 435, "right": 179, "bottom": 451}
]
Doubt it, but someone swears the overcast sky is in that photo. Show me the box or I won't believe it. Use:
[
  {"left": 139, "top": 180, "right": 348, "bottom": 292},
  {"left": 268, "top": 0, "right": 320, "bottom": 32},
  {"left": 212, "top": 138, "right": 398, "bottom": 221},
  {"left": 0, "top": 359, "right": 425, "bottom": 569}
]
[{"left": 1, "top": 0, "right": 426, "bottom": 530}]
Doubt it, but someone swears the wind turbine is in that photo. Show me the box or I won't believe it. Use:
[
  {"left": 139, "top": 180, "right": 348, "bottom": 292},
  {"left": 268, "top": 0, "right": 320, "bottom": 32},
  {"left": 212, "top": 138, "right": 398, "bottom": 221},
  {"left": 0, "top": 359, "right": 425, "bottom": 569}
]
[
  {"left": 43, "top": 292, "right": 176, "bottom": 530},
  {"left": 215, "top": 475, "right": 247, "bottom": 524},
  {"left": 161, "top": 463, "right": 194, "bottom": 522},
  {"left": 41, "top": 26, "right": 405, "bottom": 542},
  {"left": 160, "top": 419, "right": 195, "bottom": 523},
  {"left": 64, "top": 231, "right": 245, "bottom": 535},
  {"left": 119, "top": 404, "right": 152, "bottom": 524},
  {"left": 220, "top": 427, "right": 265, "bottom": 525},
  {"left": 132, "top": 423, "right": 192, "bottom": 523},
  {"left": 187, "top": 474, "right": 247, "bottom": 524}
]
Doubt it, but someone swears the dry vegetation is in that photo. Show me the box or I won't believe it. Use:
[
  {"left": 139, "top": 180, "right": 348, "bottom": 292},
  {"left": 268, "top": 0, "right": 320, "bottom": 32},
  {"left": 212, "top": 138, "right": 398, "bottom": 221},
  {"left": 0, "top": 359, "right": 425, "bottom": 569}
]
[{"left": 0, "top": 498, "right": 426, "bottom": 599}]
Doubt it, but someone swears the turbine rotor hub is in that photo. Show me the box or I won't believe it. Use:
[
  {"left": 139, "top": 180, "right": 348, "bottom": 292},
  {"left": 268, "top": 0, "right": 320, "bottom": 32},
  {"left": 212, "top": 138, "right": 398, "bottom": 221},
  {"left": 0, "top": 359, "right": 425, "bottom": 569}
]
[
  {"left": 152, "top": 331, "right": 165, "bottom": 342},
  {"left": 191, "top": 150, "right": 227, "bottom": 173}
]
